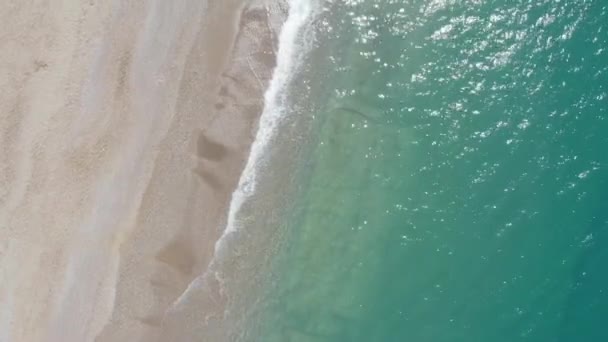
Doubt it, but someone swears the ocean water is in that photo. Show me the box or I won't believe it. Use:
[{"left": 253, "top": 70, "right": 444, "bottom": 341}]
[{"left": 235, "top": 0, "right": 608, "bottom": 341}]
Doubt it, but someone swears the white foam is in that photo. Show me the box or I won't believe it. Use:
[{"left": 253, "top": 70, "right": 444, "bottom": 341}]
[
  {"left": 169, "top": 0, "right": 318, "bottom": 309},
  {"left": 217, "top": 0, "right": 317, "bottom": 252}
]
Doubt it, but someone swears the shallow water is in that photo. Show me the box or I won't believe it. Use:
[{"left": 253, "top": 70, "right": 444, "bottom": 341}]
[{"left": 242, "top": 0, "right": 608, "bottom": 340}]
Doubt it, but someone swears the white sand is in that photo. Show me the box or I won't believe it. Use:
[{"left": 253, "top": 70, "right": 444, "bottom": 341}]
[{"left": 0, "top": 0, "right": 284, "bottom": 341}]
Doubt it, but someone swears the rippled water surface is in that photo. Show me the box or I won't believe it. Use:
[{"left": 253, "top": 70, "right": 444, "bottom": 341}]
[{"left": 246, "top": 0, "right": 608, "bottom": 340}]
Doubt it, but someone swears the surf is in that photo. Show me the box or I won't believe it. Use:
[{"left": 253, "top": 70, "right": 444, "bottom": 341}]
[{"left": 168, "top": 0, "right": 318, "bottom": 310}]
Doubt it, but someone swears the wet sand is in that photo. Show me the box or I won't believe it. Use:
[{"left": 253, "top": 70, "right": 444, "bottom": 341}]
[{"left": 0, "top": 0, "right": 285, "bottom": 341}]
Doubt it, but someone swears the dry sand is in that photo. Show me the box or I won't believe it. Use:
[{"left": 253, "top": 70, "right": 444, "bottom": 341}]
[{"left": 0, "top": 0, "right": 285, "bottom": 341}]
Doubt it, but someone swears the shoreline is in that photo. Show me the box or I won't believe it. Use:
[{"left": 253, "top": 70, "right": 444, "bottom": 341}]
[
  {"left": 0, "top": 1, "right": 287, "bottom": 341},
  {"left": 97, "top": 2, "right": 287, "bottom": 341}
]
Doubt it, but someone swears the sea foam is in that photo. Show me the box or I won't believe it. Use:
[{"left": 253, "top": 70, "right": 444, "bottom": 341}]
[
  {"left": 170, "top": 0, "right": 317, "bottom": 309},
  {"left": 217, "top": 0, "right": 317, "bottom": 251}
]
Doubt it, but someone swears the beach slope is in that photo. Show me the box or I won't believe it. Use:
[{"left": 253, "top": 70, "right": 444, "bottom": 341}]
[{"left": 0, "top": 0, "right": 284, "bottom": 341}]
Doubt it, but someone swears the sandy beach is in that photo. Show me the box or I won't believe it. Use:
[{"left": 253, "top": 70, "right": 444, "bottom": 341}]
[{"left": 0, "top": 0, "right": 285, "bottom": 341}]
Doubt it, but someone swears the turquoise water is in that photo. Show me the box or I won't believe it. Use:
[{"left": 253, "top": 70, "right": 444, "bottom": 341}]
[{"left": 243, "top": 0, "right": 608, "bottom": 340}]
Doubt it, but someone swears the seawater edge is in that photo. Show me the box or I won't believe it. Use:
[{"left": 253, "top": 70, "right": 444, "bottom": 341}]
[{"left": 158, "top": 0, "right": 321, "bottom": 340}]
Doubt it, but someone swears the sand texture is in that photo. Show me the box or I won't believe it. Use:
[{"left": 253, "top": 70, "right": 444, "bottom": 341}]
[{"left": 0, "top": 0, "right": 284, "bottom": 341}]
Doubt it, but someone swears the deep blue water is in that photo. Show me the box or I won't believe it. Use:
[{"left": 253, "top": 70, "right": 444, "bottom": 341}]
[{"left": 244, "top": 0, "right": 608, "bottom": 340}]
